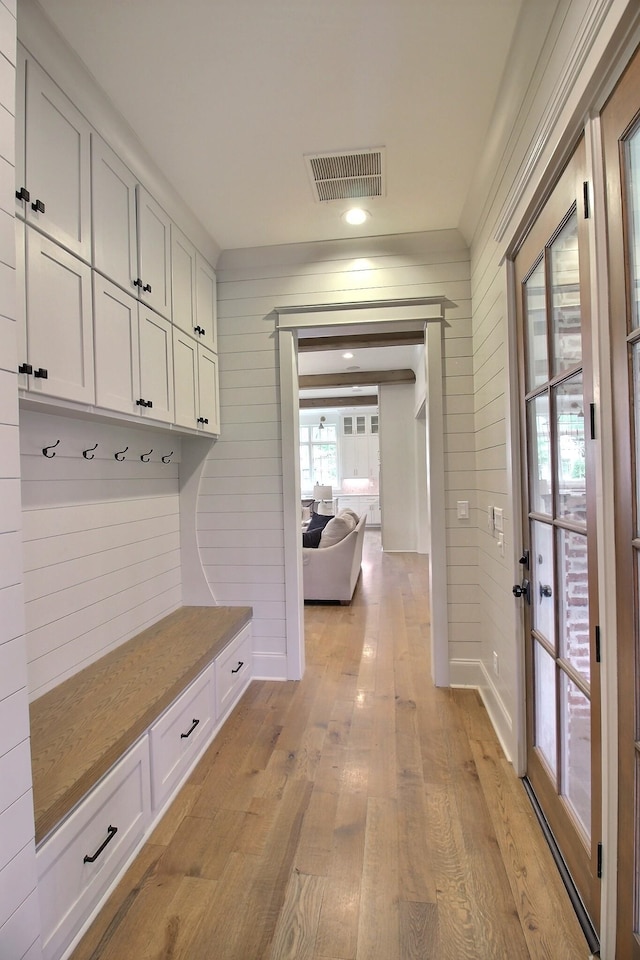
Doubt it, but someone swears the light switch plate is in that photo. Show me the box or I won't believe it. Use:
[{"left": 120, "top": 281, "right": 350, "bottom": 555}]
[
  {"left": 494, "top": 507, "right": 503, "bottom": 532},
  {"left": 457, "top": 500, "right": 469, "bottom": 520}
]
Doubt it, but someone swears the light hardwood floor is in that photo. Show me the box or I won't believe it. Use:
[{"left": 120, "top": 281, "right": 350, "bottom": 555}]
[{"left": 70, "top": 530, "right": 590, "bottom": 959}]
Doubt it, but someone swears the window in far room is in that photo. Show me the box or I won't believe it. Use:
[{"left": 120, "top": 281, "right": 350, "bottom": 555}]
[{"left": 300, "top": 422, "right": 338, "bottom": 493}]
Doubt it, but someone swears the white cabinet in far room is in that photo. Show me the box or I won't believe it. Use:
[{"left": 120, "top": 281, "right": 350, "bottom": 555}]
[
  {"left": 91, "top": 135, "right": 172, "bottom": 320},
  {"left": 342, "top": 435, "right": 369, "bottom": 479},
  {"left": 16, "top": 50, "right": 92, "bottom": 262},
  {"left": 94, "top": 275, "right": 174, "bottom": 424},
  {"left": 18, "top": 226, "right": 94, "bottom": 405},
  {"left": 173, "top": 327, "right": 219, "bottom": 434}
]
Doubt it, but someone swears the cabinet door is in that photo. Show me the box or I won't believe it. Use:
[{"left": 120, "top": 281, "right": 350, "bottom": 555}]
[
  {"left": 138, "top": 306, "right": 174, "bottom": 422},
  {"left": 25, "top": 229, "right": 94, "bottom": 404},
  {"left": 172, "top": 327, "right": 199, "bottom": 430},
  {"left": 21, "top": 56, "right": 92, "bottom": 261},
  {"left": 195, "top": 253, "right": 217, "bottom": 353},
  {"left": 198, "top": 344, "right": 220, "bottom": 434},
  {"left": 93, "top": 276, "right": 141, "bottom": 415},
  {"left": 171, "top": 225, "right": 197, "bottom": 338},
  {"left": 91, "top": 135, "right": 138, "bottom": 295},
  {"left": 136, "top": 187, "right": 172, "bottom": 319}
]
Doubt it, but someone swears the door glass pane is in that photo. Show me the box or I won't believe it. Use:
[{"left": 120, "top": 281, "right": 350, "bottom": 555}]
[
  {"left": 534, "top": 641, "right": 557, "bottom": 782},
  {"left": 528, "top": 393, "right": 551, "bottom": 515},
  {"left": 550, "top": 210, "right": 582, "bottom": 374},
  {"left": 524, "top": 258, "right": 548, "bottom": 389},
  {"left": 561, "top": 674, "right": 591, "bottom": 839},
  {"left": 556, "top": 374, "right": 586, "bottom": 524},
  {"left": 558, "top": 529, "right": 590, "bottom": 685},
  {"left": 531, "top": 520, "right": 555, "bottom": 647},
  {"left": 625, "top": 123, "right": 640, "bottom": 330}
]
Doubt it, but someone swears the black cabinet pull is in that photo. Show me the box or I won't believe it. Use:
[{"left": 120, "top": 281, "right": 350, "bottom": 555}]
[
  {"left": 231, "top": 661, "right": 244, "bottom": 674},
  {"left": 180, "top": 718, "right": 200, "bottom": 739},
  {"left": 31, "top": 198, "right": 45, "bottom": 214},
  {"left": 15, "top": 187, "right": 30, "bottom": 202},
  {"left": 83, "top": 825, "right": 117, "bottom": 863},
  {"left": 136, "top": 398, "right": 147, "bottom": 407},
  {"left": 133, "top": 278, "right": 142, "bottom": 288},
  {"left": 147, "top": 400, "right": 153, "bottom": 409},
  {"left": 197, "top": 416, "right": 209, "bottom": 424},
  {"left": 142, "top": 283, "right": 152, "bottom": 293},
  {"left": 33, "top": 367, "right": 48, "bottom": 379},
  {"left": 18, "top": 363, "right": 32, "bottom": 375},
  {"left": 194, "top": 325, "right": 205, "bottom": 336}
]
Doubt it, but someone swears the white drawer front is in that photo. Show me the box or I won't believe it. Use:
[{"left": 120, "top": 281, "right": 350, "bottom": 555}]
[
  {"left": 37, "top": 738, "right": 150, "bottom": 960},
  {"left": 149, "top": 664, "right": 215, "bottom": 810},
  {"left": 215, "top": 625, "right": 252, "bottom": 720}
]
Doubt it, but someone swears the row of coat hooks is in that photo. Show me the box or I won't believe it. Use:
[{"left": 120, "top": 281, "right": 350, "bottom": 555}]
[{"left": 41, "top": 440, "right": 174, "bottom": 463}]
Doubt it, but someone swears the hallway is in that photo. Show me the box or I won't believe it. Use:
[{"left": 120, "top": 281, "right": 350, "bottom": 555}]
[{"left": 69, "top": 531, "right": 589, "bottom": 959}]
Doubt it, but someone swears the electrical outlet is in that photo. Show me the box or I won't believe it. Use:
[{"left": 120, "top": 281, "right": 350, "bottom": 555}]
[{"left": 492, "top": 651, "right": 499, "bottom": 676}]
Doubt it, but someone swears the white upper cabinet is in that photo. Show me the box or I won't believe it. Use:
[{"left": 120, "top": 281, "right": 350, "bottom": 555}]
[
  {"left": 16, "top": 51, "right": 92, "bottom": 262},
  {"left": 171, "top": 225, "right": 197, "bottom": 338},
  {"left": 91, "top": 135, "right": 138, "bottom": 294},
  {"left": 195, "top": 253, "right": 217, "bottom": 353},
  {"left": 93, "top": 275, "right": 141, "bottom": 416},
  {"left": 92, "top": 137, "right": 172, "bottom": 320},
  {"left": 21, "top": 228, "right": 94, "bottom": 404},
  {"left": 173, "top": 327, "right": 219, "bottom": 435},
  {"left": 138, "top": 305, "right": 174, "bottom": 423},
  {"left": 136, "top": 187, "right": 172, "bottom": 319}
]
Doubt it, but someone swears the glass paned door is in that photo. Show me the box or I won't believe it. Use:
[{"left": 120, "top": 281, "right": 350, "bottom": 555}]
[
  {"left": 514, "top": 136, "right": 601, "bottom": 930},
  {"left": 602, "top": 43, "right": 640, "bottom": 959}
]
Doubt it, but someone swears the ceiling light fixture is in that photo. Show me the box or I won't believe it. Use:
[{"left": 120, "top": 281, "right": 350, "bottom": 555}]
[
  {"left": 342, "top": 352, "right": 354, "bottom": 359},
  {"left": 343, "top": 208, "right": 369, "bottom": 226}
]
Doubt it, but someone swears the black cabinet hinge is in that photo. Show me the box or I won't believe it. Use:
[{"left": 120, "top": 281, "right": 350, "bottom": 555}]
[
  {"left": 597, "top": 842, "right": 603, "bottom": 878},
  {"left": 583, "top": 181, "right": 591, "bottom": 219},
  {"left": 595, "top": 625, "right": 601, "bottom": 663},
  {"left": 590, "top": 402, "right": 596, "bottom": 440}
]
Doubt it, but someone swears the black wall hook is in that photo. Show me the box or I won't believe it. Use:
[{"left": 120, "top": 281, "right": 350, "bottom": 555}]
[
  {"left": 42, "top": 440, "right": 60, "bottom": 458},
  {"left": 114, "top": 446, "right": 128, "bottom": 462},
  {"left": 161, "top": 451, "right": 174, "bottom": 463},
  {"left": 140, "top": 448, "right": 153, "bottom": 463},
  {"left": 82, "top": 443, "right": 98, "bottom": 460}
]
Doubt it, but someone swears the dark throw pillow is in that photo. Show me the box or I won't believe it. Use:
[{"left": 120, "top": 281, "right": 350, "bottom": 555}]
[
  {"left": 303, "top": 526, "right": 323, "bottom": 548},
  {"left": 307, "top": 511, "right": 334, "bottom": 532}
]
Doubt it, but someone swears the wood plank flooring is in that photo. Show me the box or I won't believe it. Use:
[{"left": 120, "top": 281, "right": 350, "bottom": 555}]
[{"left": 70, "top": 531, "right": 590, "bottom": 960}]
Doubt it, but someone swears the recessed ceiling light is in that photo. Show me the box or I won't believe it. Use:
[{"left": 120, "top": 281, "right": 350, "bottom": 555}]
[
  {"left": 342, "top": 352, "right": 354, "bottom": 359},
  {"left": 343, "top": 208, "right": 369, "bottom": 226}
]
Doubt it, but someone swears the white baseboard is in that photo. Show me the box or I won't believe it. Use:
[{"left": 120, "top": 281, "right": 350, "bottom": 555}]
[
  {"left": 252, "top": 652, "right": 288, "bottom": 680},
  {"left": 449, "top": 658, "right": 514, "bottom": 764}
]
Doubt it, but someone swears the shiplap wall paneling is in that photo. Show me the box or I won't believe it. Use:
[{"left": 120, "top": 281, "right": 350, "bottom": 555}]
[
  {"left": 212, "top": 231, "right": 472, "bottom": 677},
  {"left": 19, "top": 411, "right": 182, "bottom": 699},
  {"left": 0, "top": 3, "right": 42, "bottom": 957}
]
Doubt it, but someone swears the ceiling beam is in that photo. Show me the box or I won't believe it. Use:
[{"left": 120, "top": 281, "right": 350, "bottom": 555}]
[
  {"left": 299, "top": 395, "right": 378, "bottom": 409},
  {"left": 297, "top": 330, "right": 424, "bottom": 352},
  {"left": 298, "top": 368, "right": 415, "bottom": 389}
]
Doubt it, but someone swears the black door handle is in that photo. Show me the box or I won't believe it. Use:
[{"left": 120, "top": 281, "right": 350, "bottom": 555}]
[
  {"left": 31, "top": 198, "right": 45, "bottom": 214},
  {"left": 83, "top": 825, "right": 118, "bottom": 863},
  {"left": 231, "top": 661, "right": 244, "bottom": 674},
  {"left": 142, "top": 283, "right": 152, "bottom": 293},
  {"left": 18, "top": 363, "right": 32, "bottom": 375},
  {"left": 512, "top": 579, "right": 531, "bottom": 604},
  {"left": 180, "top": 718, "right": 200, "bottom": 739},
  {"left": 15, "top": 187, "right": 30, "bottom": 202},
  {"left": 539, "top": 583, "right": 553, "bottom": 598},
  {"left": 33, "top": 367, "right": 48, "bottom": 379}
]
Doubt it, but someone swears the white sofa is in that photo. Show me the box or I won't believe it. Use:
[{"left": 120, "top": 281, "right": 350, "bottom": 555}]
[{"left": 302, "top": 512, "right": 367, "bottom": 603}]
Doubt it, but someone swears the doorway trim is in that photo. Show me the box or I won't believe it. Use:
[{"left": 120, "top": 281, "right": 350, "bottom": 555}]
[{"left": 276, "top": 296, "right": 453, "bottom": 685}]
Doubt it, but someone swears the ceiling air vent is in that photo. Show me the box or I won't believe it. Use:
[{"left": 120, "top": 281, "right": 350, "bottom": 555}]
[{"left": 305, "top": 148, "right": 385, "bottom": 203}]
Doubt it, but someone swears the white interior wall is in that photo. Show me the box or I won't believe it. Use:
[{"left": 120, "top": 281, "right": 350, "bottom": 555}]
[
  {"left": 379, "top": 383, "right": 417, "bottom": 551},
  {"left": 20, "top": 411, "right": 182, "bottom": 699},
  {"left": 0, "top": 2, "right": 42, "bottom": 956},
  {"left": 210, "top": 231, "right": 472, "bottom": 678}
]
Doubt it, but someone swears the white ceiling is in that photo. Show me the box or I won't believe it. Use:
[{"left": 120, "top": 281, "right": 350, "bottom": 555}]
[{"left": 34, "top": 0, "right": 525, "bottom": 253}]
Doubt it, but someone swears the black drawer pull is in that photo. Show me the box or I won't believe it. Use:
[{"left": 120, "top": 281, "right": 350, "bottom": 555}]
[
  {"left": 231, "top": 661, "right": 244, "bottom": 674},
  {"left": 180, "top": 718, "right": 200, "bottom": 739},
  {"left": 18, "top": 362, "right": 32, "bottom": 375},
  {"left": 31, "top": 198, "right": 45, "bottom": 214},
  {"left": 133, "top": 278, "right": 142, "bottom": 288},
  {"left": 83, "top": 825, "right": 118, "bottom": 863},
  {"left": 33, "top": 367, "right": 48, "bottom": 379},
  {"left": 142, "top": 283, "right": 152, "bottom": 293},
  {"left": 15, "top": 187, "right": 30, "bottom": 202}
]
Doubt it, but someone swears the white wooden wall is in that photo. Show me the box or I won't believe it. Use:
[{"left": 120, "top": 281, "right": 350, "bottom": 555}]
[
  {"left": 0, "top": 2, "right": 42, "bottom": 956},
  {"left": 20, "top": 411, "right": 182, "bottom": 699},
  {"left": 210, "top": 231, "right": 472, "bottom": 678}
]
